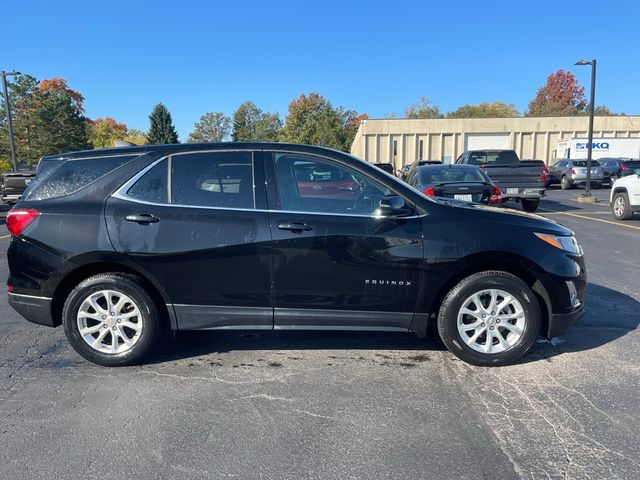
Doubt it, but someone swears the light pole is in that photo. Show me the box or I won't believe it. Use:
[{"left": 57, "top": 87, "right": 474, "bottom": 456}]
[
  {"left": 1, "top": 70, "right": 21, "bottom": 172},
  {"left": 575, "top": 59, "right": 596, "bottom": 201}
]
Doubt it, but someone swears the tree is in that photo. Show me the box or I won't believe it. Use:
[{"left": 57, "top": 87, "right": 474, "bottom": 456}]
[
  {"left": 187, "top": 112, "right": 231, "bottom": 143},
  {"left": 232, "top": 101, "right": 282, "bottom": 142},
  {"left": 147, "top": 103, "right": 179, "bottom": 144},
  {"left": 526, "top": 70, "right": 586, "bottom": 116},
  {"left": 279, "top": 93, "right": 364, "bottom": 152},
  {"left": 0, "top": 74, "right": 40, "bottom": 164},
  {"left": 447, "top": 101, "right": 518, "bottom": 118},
  {"left": 88, "top": 117, "right": 128, "bottom": 148},
  {"left": 123, "top": 129, "right": 147, "bottom": 145},
  {"left": 29, "top": 82, "right": 90, "bottom": 157},
  {"left": 404, "top": 97, "right": 442, "bottom": 119}
]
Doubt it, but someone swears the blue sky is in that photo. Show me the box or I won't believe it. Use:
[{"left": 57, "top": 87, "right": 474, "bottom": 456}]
[{"left": 2, "top": 0, "right": 639, "bottom": 140}]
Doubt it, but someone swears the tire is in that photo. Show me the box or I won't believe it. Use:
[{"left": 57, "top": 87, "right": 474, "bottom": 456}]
[
  {"left": 521, "top": 198, "right": 539, "bottom": 213},
  {"left": 437, "top": 271, "right": 541, "bottom": 367},
  {"left": 560, "top": 176, "right": 570, "bottom": 190},
  {"left": 612, "top": 192, "right": 633, "bottom": 220},
  {"left": 63, "top": 273, "right": 160, "bottom": 366}
]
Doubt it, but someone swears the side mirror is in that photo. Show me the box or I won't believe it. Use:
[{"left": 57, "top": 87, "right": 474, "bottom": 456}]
[{"left": 374, "top": 195, "right": 414, "bottom": 217}]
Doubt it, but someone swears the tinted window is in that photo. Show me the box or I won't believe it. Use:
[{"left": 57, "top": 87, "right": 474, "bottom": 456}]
[
  {"left": 273, "top": 153, "right": 390, "bottom": 215},
  {"left": 171, "top": 151, "right": 254, "bottom": 209},
  {"left": 467, "top": 151, "right": 519, "bottom": 165},
  {"left": 26, "top": 155, "right": 137, "bottom": 200},
  {"left": 127, "top": 159, "right": 168, "bottom": 204},
  {"left": 418, "top": 166, "right": 487, "bottom": 184},
  {"left": 572, "top": 160, "right": 601, "bottom": 167}
]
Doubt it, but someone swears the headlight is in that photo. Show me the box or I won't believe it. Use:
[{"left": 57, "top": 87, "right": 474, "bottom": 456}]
[{"left": 534, "top": 233, "right": 582, "bottom": 254}]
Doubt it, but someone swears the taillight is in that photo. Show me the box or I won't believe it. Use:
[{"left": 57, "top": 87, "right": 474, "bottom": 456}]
[
  {"left": 541, "top": 166, "right": 549, "bottom": 183},
  {"left": 423, "top": 187, "right": 435, "bottom": 196},
  {"left": 489, "top": 186, "right": 502, "bottom": 204},
  {"left": 6, "top": 209, "right": 39, "bottom": 236},
  {"left": 621, "top": 163, "right": 628, "bottom": 171},
  {"left": 570, "top": 168, "right": 577, "bottom": 174}
]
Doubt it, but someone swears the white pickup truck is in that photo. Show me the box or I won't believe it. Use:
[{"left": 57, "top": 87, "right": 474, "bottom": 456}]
[{"left": 611, "top": 169, "right": 640, "bottom": 220}]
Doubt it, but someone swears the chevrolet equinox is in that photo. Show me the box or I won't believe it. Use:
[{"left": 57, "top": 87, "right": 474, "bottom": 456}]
[{"left": 6, "top": 143, "right": 585, "bottom": 367}]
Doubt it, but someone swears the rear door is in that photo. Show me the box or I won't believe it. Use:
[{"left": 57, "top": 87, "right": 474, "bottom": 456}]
[
  {"left": 265, "top": 150, "right": 424, "bottom": 331},
  {"left": 105, "top": 149, "right": 273, "bottom": 330}
]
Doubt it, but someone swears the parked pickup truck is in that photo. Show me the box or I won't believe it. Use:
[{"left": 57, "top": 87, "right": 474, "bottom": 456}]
[
  {"left": 455, "top": 150, "right": 546, "bottom": 212},
  {"left": 1, "top": 169, "right": 36, "bottom": 205}
]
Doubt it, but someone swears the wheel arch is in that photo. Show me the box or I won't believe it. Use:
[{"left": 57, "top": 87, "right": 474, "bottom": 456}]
[
  {"left": 51, "top": 257, "right": 175, "bottom": 330},
  {"left": 413, "top": 252, "right": 551, "bottom": 338}
]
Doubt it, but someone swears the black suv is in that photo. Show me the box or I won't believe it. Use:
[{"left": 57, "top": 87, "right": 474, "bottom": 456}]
[{"left": 6, "top": 143, "right": 586, "bottom": 367}]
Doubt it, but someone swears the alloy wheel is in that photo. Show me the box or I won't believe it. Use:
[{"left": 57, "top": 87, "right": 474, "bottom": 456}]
[
  {"left": 76, "top": 289, "right": 143, "bottom": 354},
  {"left": 613, "top": 196, "right": 626, "bottom": 217},
  {"left": 457, "top": 289, "right": 526, "bottom": 354}
]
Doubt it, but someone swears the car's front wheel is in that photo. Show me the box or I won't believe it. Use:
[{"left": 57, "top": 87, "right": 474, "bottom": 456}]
[
  {"left": 437, "top": 271, "right": 541, "bottom": 366},
  {"left": 612, "top": 192, "right": 633, "bottom": 220},
  {"left": 63, "top": 273, "right": 160, "bottom": 366},
  {"left": 560, "top": 176, "right": 571, "bottom": 190}
]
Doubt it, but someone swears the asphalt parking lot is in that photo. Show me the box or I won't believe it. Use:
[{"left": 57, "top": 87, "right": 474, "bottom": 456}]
[{"left": 0, "top": 188, "right": 638, "bottom": 480}]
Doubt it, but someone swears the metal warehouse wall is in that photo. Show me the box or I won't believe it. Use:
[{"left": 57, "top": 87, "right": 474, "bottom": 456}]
[{"left": 350, "top": 116, "right": 640, "bottom": 167}]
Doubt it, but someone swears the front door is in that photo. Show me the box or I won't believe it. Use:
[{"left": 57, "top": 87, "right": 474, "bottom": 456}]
[
  {"left": 105, "top": 149, "right": 273, "bottom": 330},
  {"left": 265, "top": 151, "right": 424, "bottom": 330}
]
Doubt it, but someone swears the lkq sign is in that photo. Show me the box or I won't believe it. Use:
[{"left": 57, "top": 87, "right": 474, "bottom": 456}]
[{"left": 576, "top": 142, "right": 610, "bottom": 150}]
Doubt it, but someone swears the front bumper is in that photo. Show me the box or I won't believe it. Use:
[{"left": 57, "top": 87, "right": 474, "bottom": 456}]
[
  {"left": 547, "top": 303, "right": 584, "bottom": 338},
  {"left": 8, "top": 293, "right": 54, "bottom": 327}
]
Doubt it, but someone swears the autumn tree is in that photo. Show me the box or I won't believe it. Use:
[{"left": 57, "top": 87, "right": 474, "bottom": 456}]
[
  {"left": 526, "top": 70, "right": 587, "bottom": 116},
  {"left": 232, "top": 101, "right": 282, "bottom": 142},
  {"left": 279, "top": 93, "right": 363, "bottom": 151},
  {"left": 88, "top": 117, "right": 128, "bottom": 148},
  {"left": 404, "top": 97, "right": 443, "bottom": 119},
  {"left": 123, "top": 129, "right": 147, "bottom": 145},
  {"left": 188, "top": 112, "right": 231, "bottom": 143},
  {"left": 447, "top": 101, "right": 518, "bottom": 118},
  {"left": 29, "top": 80, "right": 91, "bottom": 157},
  {"left": 147, "top": 103, "right": 179, "bottom": 144}
]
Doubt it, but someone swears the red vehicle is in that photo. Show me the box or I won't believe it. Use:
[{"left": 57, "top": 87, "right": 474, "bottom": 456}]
[{"left": 294, "top": 163, "right": 359, "bottom": 200}]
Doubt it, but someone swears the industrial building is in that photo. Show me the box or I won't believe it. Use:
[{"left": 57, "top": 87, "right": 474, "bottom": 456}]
[{"left": 350, "top": 116, "right": 640, "bottom": 167}]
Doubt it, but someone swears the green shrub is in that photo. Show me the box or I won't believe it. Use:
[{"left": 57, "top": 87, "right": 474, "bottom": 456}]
[{"left": 0, "top": 159, "right": 12, "bottom": 172}]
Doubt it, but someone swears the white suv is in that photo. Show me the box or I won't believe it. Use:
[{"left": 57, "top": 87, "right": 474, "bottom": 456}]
[{"left": 610, "top": 169, "right": 640, "bottom": 220}]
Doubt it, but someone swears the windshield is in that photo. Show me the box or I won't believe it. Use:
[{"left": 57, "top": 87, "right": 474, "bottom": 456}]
[{"left": 418, "top": 166, "right": 487, "bottom": 184}]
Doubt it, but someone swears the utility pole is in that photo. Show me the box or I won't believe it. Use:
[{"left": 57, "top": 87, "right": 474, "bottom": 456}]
[
  {"left": 575, "top": 59, "right": 597, "bottom": 203},
  {"left": 1, "top": 70, "right": 21, "bottom": 172}
]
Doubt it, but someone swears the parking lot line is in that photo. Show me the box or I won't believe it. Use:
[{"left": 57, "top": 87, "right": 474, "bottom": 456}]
[
  {"left": 0, "top": 234, "right": 10, "bottom": 240},
  {"left": 539, "top": 209, "right": 640, "bottom": 231}
]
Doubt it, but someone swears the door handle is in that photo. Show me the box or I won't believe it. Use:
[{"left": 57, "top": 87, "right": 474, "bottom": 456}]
[
  {"left": 278, "top": 222, "right": 313, "bottom": 232},
  {"left": 125, "top": 213, "right": 160, "bottom": 224}
]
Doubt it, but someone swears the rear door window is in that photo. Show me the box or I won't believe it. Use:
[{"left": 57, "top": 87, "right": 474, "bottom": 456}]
[
  {"left": 25, "top": 154, "right": 138, "bottom": 200},
  {"left": 170, "top": 152, "right": 255, "bottom": 209}
]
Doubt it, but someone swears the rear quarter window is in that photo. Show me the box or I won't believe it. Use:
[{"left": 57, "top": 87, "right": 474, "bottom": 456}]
[{"left": 25, "top": 154, "right": 139, "bottom": 201}]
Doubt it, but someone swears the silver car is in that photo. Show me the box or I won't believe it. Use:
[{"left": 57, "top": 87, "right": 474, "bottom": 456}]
[{"left": 547, "top": 159, "right": 605, "bottom": 190}]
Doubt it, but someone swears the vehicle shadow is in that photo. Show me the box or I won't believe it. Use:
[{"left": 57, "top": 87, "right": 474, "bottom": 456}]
[
  {"left": 522, "top": 283, "right": 639, "bottom": 364},
  {"left": 144, "top": 283, "right": 637, "bottom": 366}
]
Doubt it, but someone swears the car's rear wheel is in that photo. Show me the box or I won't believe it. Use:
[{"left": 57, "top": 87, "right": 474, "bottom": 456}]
[
  {"left": 612, "top": 192, "right": 633, "bottom": 220},
  {"left": 63, "top": 273, "right": 160, "bottom": 366},
  {"left": 521, "top": 198, "right": 539, "bottom": 213},
  {"left": 437, "top": 271, "right": 541, "bottom": 367},
  {"left": 560, "top": 176, "right": 570, "bottom": 190}
]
